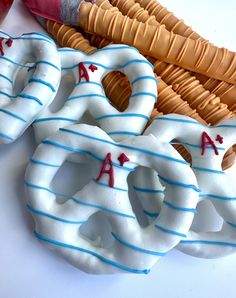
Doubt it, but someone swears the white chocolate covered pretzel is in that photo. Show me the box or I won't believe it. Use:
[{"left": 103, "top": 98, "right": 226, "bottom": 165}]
[
  {"left": 0, "top": 30, "right": 60, "bottom": 143},
  {"left": 25, "top": 123, "right": 199, "bottom": 274},
  {"left": 134, "top": 114, "right": 236, "bottom": 258},
  {"left": 33, "top": 45, "right": 157, "bottom": 143}
]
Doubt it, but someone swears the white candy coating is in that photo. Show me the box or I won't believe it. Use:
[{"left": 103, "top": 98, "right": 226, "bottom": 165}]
[
  {"left": 0, "top": 30, "right": 61, "bottom": 143},
  {"left": 25, "top": 123, "right": 199, "bottom": 274},
  {"left": 33, "top": 45, "right": 157, "bottom": 143},
  {"left": 134, "top": 114, "right": 236, "bottom": 258}
]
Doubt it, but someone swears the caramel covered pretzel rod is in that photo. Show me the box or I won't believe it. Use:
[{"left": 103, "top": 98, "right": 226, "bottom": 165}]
[
  {"left": 152, "top": 60, "right": 234, "bottom": 124},
  {"left": 78, "top": 2, "right": 236, "bottom": 85},
  {"left": 105, "top": 0, "right": 234, "bottom": 125},
  {"left": 194, "top": 74, "right": 236, "bottom": 113},
  {"left": 134, "top": 0, "right": 205, "bottom": 41},
  {"left": 110, "top": 0, "right": 159, "bottom": 25},
  {"left": 124, "top": 0, "right": 236, "bottom": 116}
]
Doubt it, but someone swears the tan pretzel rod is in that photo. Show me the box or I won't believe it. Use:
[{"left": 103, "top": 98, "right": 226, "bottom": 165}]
[
  {"left": 151, "top": 59, "right": 234, "bottom": 124},
  {"left": 105, "top": 0, "right": 234, "bottom": 124},
  {"left": 133, "top": 0, "right": 205, "bottom": 41},
  {"left": 194, "top": 74, "right": 236, "bottom": 113},
  {"left": 78, "top": 3, "right": 236, "bottom": 85},
  {"left": 46, "top": 20, "right": 97, "bottom": 54},
  {"left": 109, "top": 0, "right": 159, "bottom": 25}
]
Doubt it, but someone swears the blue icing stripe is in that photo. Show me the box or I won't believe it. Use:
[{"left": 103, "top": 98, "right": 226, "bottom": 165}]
[
  {"left": 42, "top": 140, "right": 134, "bottom": 172},
  {"left": 63, "top": 59, "right": 153, "bottom": 71},
  {"left": 25, "top": 181, "right": 135, "bottom": 219},
  {"left": 199, "top": 194, "right": 236, "bottom": 201},
  {"left": 0, "top": 56, "right": 29, "bottom": 68},
  {"left": 226, "top": 221, "right": 236, "bottom": 228},
  {"left": 22, "top": 32, "right": 54, "bottom": 42},
  {"left": 131, "top": 76, "right": 158, "bottom": 86},
  {"left": 180, "top": 239, "right": 236, "bottom": 248},
  {"left": 0, "top": 109, "right": 27, "bottom": 122},
  {"left": 154, "top": 116, "right": 204, "bottom": 126},
  {"left": 0, "top": 74, "right": 13, "bottom": 84},
  {"left": 108, "top": 131, "right": 140, "bottom": 136},
  {"left": 133, "top": 186, "right": 164, "bottom": 194},
  {"left": 217, "top": 124, "right": 236, "bottom": 129},
  {"left": 29, "top": 77, "right": 56, "bottom": 92},
  {"left": 34, "top": 231, "right": 150, "bottom": 274},
  {"left": 34, "top": 117, "right": 78, "bottom": 124},
  {"left": 155, "top": 224, "right": 187, "bottom": 238},
  {"left": 60, "top": 128, "right": 190, "bottom": 166},
  {"left": 30, "top": 158, "right": 60, "bottom": 168},
  {"left": 58, "top": 45, "right": 139, "bottom": 54},
  {"left": 170, "top": 141, "right": 225, "bottom": 151},
  {"left": 96, "top": 113, "right": 150, "bottom": 121},
  {"left": 111, "top": 232, "right": 166, "bottom": 256},
  {"left": 158, "top": 175, "right": 200, "bottom": 192},
  {"left": 130, "top": 92, "right": 157, "bottom": 101},
  {"left": 31, "top": 60, "right": 60, "bottom": 72},
  {"left": 18, "top": 93, "right": 43, "bottom": 105},
  {"left": 27, "top": 204, "right": 85, "bottom": 224},
  {"left": 19, "top": 37, "right": 54, "bottom": 44},
  {"left": 0, "top": 31, "right": 53, "bottom": 41},
  {"left": 72, "top": 196, "right": 135, "bottom": 219},
  {"left": 143, "top": 209, "right": 159, "bottom": 218},
  {"left": 66, "top": 94, "right": 110, "bottom": 103},
  {"left": 191, "top": 166, "right": 224, "bottom": 174},
  {"left": 0, "top": 90, "right": 15, "bottom": 98},
  {"left": 163, "top": 201, "right": 196, "bottom": 213},
  {"left": 0, "top": 31, "right": 54, "bottom": 44},
  {"left": 0, "top": 131, "right": 14, "bottom": 141},
  {"left": 93, "top": 178, "right": 128, "bottom": 192}
]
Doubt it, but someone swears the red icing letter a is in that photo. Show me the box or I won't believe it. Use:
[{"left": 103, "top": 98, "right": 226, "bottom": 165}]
[
  {"left": 78, "top": 62, "right": 89, "bottom": 82},
  {"left": 96, "top": 153, "right": 114, "bottom": 187},
  {"left": 201, "top": 132, "right": 219, "bottom": 155}
]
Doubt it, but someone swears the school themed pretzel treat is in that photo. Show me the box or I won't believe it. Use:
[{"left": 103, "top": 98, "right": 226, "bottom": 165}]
[
  {"left": 33, "top": 44, "right": 157, "bottom": 143},
  {"left": 134, "top": 114, "right": 236, "bottom": 258},
  {"left": 25, "top": 122, "right": 199, "bottom": 274},
  {"left": 0, "top": 30, "right": 60, "bottom": 143}
]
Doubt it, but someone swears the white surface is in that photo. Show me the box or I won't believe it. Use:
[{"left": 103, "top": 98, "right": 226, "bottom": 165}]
[{"left": 0, "top": 0, "right": 236, "bottom": 297}]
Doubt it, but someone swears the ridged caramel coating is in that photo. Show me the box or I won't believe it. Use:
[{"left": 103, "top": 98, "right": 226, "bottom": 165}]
[
  {"left": 110, "top": 0, "right": 158, "bottom": 25},
  {"left": 107, "top": 0, "right": 234, "bottom": 124},
  {"left": 79, "top": 3, "right": 236, "bottom": 84},
  {"left": 134, "top": 0, "right": 205, "bottom": 41},
  {"left": 194, "top": 74, "right": 236, "bottom": 113},
  {"left": 46, "top": 20, "right": 96, "bottom": 54},
  {"left": 95, "top": 0, "right": 121, "bottom": 13},
  {"left": 152, "top": 60, "right": 234, "bottom": 124}
]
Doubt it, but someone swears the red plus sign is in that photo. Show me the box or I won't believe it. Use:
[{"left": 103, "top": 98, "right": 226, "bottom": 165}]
[
  {"left": 216, "top": 134, "right": 223, "bottom": 144},
  {"left": 118, "top": 153, "right": 130, "bottom": 166},
  {"left": 89, "top": 64, "right": 98, "bottom": 72}
]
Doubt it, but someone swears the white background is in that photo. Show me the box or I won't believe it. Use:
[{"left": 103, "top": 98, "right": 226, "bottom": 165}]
[{"left": 1, "top": 1, "right": 236, "bottom": 297}]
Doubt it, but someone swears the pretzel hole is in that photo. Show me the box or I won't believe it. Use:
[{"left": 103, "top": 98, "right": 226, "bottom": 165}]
[
  {"left": 51, "top": 158, "right": 96, "bottom": 204},
  {"left": 79, "top": 212, "right": 114, "bottom": 249},
  {"left": 49, "top": 73, "right": 76, "bottom": 113},
  {"left": 128, "top": 166, "right": 164, "bottom": 227},
  {"left": 102, "top": 72, "right": 131, "bottom": 112},
  {"left": 222, "top": 146, "right": 236, "bottom": 171},
  {"left": 171, "top": 140, "right": 192, "bottom": 165},
  {"left": 191, "top": 200, "right": 223, "bottom": 232}
]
